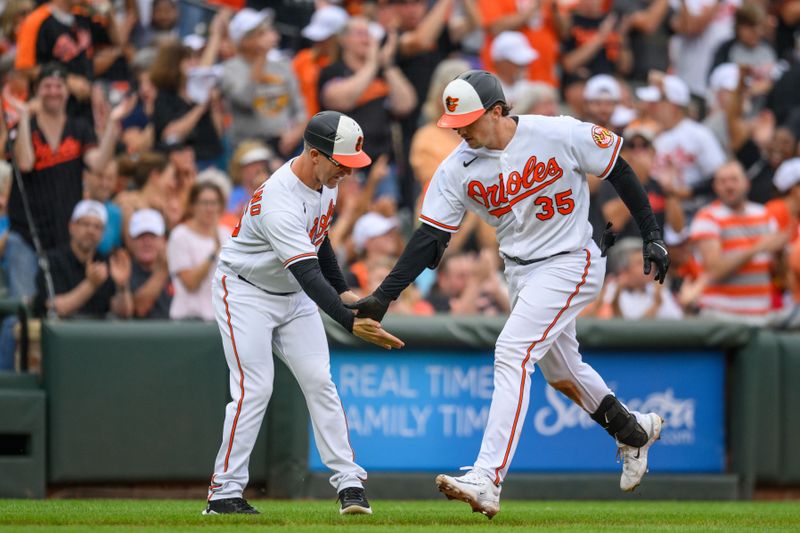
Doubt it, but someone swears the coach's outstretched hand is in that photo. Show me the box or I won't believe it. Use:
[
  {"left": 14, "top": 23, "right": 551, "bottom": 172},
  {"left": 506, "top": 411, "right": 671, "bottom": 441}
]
[
  {"left": 353, "top": 318, "right": 404, "bottom": 350},
  {"left": 345, "top": 292, "right": 391, "bottom": 321},
  {"left": 643, "top": 232, "right": 670, "bottom": 284}
]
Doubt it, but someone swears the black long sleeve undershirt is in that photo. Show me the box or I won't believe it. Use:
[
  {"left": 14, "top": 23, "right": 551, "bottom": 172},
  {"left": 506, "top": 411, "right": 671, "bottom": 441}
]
[
  {"left": 606, "top": 156, "right": 661, "bottom": 239},
  {"left": 288, "top": 258, "right": 354, "bottom": 332},
  {"left": 317, "top": 236, "right": 349, "bottom": 294},
  {"left": 375, "top": 223, "right": 451, "bottom": 302}
]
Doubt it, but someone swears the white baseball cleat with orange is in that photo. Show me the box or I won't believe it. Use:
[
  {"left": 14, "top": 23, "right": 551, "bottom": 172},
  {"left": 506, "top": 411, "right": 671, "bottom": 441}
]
[
  {"left": 619, "top": 413, "right": 664, "bottom": 492},
  {"left": 435, "top": 469, "right": 501, "bottom": 519}
]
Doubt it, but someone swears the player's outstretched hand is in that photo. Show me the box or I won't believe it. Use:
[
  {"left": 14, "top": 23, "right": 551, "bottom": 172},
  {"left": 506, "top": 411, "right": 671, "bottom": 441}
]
[
  {"left": 352, "top": 318, "right": 405, "bottom": 350},
  {"left": 643, "top": 234, "right": 670, "bottom": 284},
  {"left": 345, "top": 292, "right": 390, "bottom": 321}
]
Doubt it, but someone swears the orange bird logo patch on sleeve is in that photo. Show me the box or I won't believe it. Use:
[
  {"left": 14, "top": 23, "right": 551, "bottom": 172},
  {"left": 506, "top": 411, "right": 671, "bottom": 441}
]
[
  {"left": 591, "top": 125, "right": 615, "bottom": 149},
  {"left": 445, "top": 96, "right": 459, "bottom": 112}
]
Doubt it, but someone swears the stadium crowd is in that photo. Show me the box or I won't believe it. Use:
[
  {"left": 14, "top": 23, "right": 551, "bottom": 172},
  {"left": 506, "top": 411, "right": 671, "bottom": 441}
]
[{"left": 0, "top": 0, "right": 799, "bottom": 368}]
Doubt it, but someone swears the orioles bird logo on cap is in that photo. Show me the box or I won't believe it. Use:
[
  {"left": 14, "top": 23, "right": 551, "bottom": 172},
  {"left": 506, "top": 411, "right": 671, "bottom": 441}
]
[
  {"left": 591, "top": 125, "right": 614, "bottom": 149},
  {"left": 355, "top": 135, "right": 363, "bottom": 152},
  {"left": 445, "top": 96, "right": 459, "bottom": 113}
]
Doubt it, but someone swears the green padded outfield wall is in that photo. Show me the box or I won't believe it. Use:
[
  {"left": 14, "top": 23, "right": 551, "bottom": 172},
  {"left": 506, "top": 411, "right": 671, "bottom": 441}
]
[
  {"left": 40, "top": 317, "right": 800, "bottom": 491},
  {"left": 0, "top": 373, "right": 45, "bottom": 498},
  {"left": 42, "top": 321, "right": 308, "bottom": 493}
]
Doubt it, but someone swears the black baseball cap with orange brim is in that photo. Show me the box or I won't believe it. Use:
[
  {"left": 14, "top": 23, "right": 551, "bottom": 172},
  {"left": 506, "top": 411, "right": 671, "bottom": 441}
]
[
  {"left": 304, "top": 111, "right": 372, "bottom": 168},
  {"left": 437, "top": 70, "right": 507, "bottom": 129}
]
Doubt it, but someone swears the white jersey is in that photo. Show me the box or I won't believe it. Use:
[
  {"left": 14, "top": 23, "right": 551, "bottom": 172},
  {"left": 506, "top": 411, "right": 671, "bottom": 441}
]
[
  {"left": 669, "top": 0, "right": 738, "bottom": 96},
  {"left": 218, "top": 159, "right": 337, "bottom": 293},
  {"left": 420, "top": 115, "right": 622, "bottom": 261},
  {"left": 653, "top": 118, "right": 726, "bottom": 189}
]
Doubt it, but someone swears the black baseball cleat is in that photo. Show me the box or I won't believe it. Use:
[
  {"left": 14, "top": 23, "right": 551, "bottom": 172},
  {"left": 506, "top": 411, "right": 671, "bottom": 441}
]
[
  {"left": 338, "top": 487, "right": 372, "bottom": 515},
  {"left": 202, "top": 497, "right": 260, "bottom": 515}
]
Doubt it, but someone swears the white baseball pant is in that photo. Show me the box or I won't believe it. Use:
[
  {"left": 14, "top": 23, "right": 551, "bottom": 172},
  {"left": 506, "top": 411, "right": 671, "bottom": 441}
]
[
  {"left": 208, "top": 271, "right": 366, "bottom": 500},
  {"left": 473, "top": 240, "right": 639, "bottom": 484}
]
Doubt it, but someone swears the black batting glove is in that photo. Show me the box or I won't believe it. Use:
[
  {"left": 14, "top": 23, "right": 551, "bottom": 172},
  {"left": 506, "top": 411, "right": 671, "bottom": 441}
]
[
  {"left": 642, "top": 231, "right": 670, "bottom": 284},
  {"left": 344, "top": 290, "right": 391, "bottom": 321}
]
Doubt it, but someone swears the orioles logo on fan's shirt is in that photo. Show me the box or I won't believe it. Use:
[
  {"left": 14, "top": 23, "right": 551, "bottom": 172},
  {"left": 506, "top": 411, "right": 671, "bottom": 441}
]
[
  {"left": 591, "top": 125, "right": 614, "bottom": 149},
  {"left": 445, "top": 96, "right": 459, "bottom": 112}
]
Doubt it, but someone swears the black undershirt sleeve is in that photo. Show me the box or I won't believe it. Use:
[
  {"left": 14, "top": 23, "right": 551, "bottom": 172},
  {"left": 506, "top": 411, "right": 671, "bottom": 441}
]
[
  {"left": 288, "top": 258, "right": 354, "bottom": 332},
  {"left": 317, "top": 236, "right": 349, "bottom": 294},
  {"left": 376, "top": 224, "right": 451, "bottom": 302},
  {"left": 606, "top": 156, "right": 661, "bottom": 239}
]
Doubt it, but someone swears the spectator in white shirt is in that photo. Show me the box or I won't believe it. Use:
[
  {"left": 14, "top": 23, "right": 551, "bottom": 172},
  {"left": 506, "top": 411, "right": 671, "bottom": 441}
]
[
  {"left": 606, "top": 238, "right": 684, "bottom": 319},
  {"left": 639, "top": 74, "right": 727, "bottom": 218},
  {"left": 669, "top": 0, "right": 739, "bottom": 100}
]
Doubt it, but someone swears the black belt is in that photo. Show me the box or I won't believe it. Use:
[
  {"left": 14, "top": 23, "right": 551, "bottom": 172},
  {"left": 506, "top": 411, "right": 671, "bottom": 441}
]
[
  {"left": 237, "top": 275, "right": 298, "bottom": 296},
  {"left": 501, "top": 250, "right": 571, "bottom": 266}
]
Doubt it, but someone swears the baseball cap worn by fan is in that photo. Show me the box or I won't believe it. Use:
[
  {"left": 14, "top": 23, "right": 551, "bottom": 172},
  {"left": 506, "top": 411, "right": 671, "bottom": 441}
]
[
  {"left": 490, "top": 31, "right": 538, "bottom": 66},
  {"left": 352, "top": 212, "right": 398, "bottom": 253},
  {"left": 774, "top": 158, "right": 800, "bottom": 193},
  {"left": 71, "top": 199, "right": 108, "bottom": 226},
  {"left": 635, "top": 75, "right": 690, "bottom": 107},
  {"left": 583, "top": 74, "right": 621, "bottom": 101},
  {"left": 129, "top": 209, "right": 166, "bottom": 238},
  {"left": 302, "top": 6, "right": 349, "bottom": 42},
  {"left": 228, "top": 8, "right": 273, "bottom": 45},
  {"left": 304, "top": 111, "right": 372, "bottom": 168},
  {"left": 239, "top": 146, "right": 273, "bottom": 166},
  {"left": 437, "top": 70, "right": 507, "bottom": 129}
]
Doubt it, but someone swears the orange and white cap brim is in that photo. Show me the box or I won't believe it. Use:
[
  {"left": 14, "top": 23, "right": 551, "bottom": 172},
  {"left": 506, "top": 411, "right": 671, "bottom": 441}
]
[
  {"left": 331, "top": 115, "right": 372, "bottom": 168},
  {"left": 437, "top": 78, "right": 486, "bottom": 129}
]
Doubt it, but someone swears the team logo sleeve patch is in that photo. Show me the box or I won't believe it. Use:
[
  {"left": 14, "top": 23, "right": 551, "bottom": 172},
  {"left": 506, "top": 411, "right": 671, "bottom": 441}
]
[{"left": 591, "top": 125, "right": 615, "bottom": 149}]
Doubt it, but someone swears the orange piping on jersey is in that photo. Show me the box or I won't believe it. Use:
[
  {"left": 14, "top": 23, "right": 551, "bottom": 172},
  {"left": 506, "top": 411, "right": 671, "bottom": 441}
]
[
  {"left": 494, "top": 248, "right": 591, "bottom": 486},
  {"left": 419, "top": 214, "right": 459, "bottom": 231},
  {"left": 282, "top": 252, "right": 317, "bottom": 267},
  {"left": 598, "top": 136, "right": 622, "bottom": 179},
  {"left": 221, "top": 275, "right": 245, "bottom": 473}
]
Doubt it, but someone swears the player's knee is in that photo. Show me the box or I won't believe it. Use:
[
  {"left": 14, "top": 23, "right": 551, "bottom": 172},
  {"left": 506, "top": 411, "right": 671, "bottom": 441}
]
[
  {"left": 589, "top": 394, "right": 647, "bottom": 447},
  {"left": 251, "top": 384, "right": 273, "bottom": 405},
  {"left": 301, "top": 367, "right": 335, "bottom": 393}
]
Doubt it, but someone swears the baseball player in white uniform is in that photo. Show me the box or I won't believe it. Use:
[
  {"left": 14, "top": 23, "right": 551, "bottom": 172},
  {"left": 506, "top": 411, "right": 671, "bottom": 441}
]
[
  {"left": 204, "top": 111, "right": 403, "bottom": 516},
  {"left": 347, "top": 71, "right": 671, "bottom": 518}
]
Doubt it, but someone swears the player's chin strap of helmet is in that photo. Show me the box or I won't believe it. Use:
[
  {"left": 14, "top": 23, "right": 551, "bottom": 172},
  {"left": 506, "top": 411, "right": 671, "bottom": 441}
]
[
  {"left": 606, "top": 157, "right": 671, "bottom": 284},
  {"left": 345, "top": 224, "right": 451, "bottom": 321}
]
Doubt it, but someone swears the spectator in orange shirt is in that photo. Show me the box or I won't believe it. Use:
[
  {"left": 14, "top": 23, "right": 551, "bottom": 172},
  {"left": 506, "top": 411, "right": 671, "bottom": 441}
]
[
  {"left": 293, "top": 6, "right": 349, "bottom": 119},
  {"left": 766, "top": 158, "right": 800, "bottom": 239},
  {"left": 478, "top": 0, "right": 569, "bottom": 87},
  {"left": 689, "top": 161, "right": 788, "bottom": 324}
]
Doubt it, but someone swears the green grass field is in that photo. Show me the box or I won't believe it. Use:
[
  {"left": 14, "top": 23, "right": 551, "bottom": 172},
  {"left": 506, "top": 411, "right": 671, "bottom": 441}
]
[{"left": 1, "top": 500, "right": 800, "bottom": 532}]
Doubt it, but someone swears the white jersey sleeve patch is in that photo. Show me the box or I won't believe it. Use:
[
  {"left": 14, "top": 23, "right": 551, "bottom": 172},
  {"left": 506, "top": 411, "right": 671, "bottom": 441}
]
[
  {"left": 262, "top": 209, "right": 317, "bottom": 268},
  {"left": 570, "top": 120, "right": 623, "bottom": 179},
  {"left": 419, "top": 165, "right": 466, "bottom": 233}
]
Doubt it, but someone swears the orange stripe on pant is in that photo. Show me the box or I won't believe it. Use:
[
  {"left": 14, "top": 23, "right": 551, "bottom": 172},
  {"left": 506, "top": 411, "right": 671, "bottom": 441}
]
[
  {"left": 221, "top": 275, "right": 246, "bottom": 473},
  {"left": 493, "top": 249, "right": 592, "bottom": 486}
]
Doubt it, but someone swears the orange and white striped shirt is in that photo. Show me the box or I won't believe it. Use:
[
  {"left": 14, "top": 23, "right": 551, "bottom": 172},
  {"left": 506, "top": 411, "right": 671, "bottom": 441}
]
[{"left": 689, "top": 201, "right": 776, "bottom": 317}]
